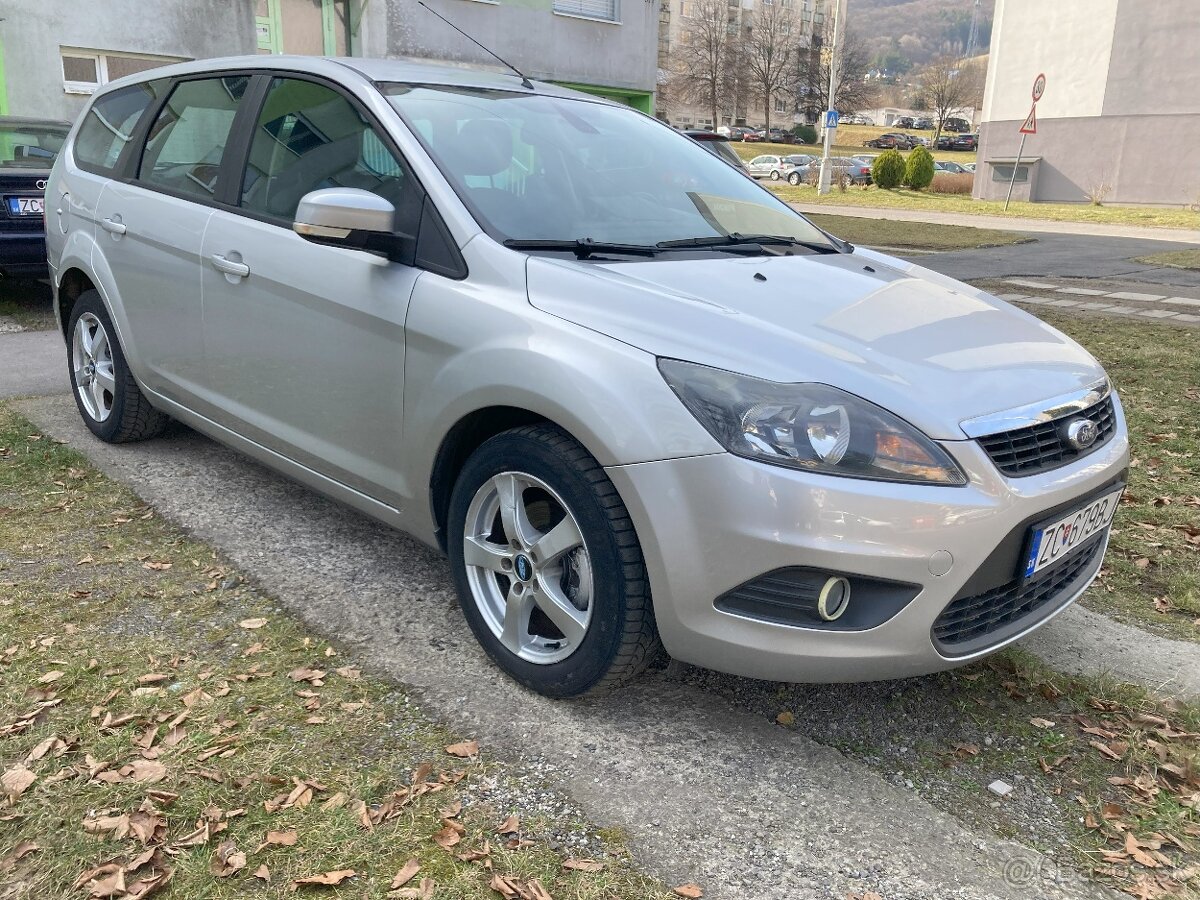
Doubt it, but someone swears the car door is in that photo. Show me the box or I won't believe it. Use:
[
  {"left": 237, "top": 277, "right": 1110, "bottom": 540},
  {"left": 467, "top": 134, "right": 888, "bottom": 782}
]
[
  {"left": 94, "top": 74, "right": 251, "bottom": 402},
  {"left": 198, "top": 75, "right": 423, "bottom": 505}
]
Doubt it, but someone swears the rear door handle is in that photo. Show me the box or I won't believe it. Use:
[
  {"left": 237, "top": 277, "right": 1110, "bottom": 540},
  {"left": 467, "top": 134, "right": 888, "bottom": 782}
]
[
  {"left": 210, "top": 253, "right": 250, "bottom": 279},
  {"left": 101, "top": 216, "right": 126, "bottom": 235}
]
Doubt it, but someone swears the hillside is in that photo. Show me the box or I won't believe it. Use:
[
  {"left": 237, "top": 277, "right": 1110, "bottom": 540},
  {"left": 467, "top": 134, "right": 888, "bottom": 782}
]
[{"left": 847, "top": 0, "right": 995, "bottom": 71}]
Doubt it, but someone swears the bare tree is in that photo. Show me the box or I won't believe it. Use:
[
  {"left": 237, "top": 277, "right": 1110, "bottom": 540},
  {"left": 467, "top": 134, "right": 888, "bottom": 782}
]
[
  {"left": 918, "top": 56, "right": 985, "bottom": 143},
  {"left": 793, "top": 20, "right": 874, "bottom": 123},
  {"left": 743, "top": 0, "right": 799, "bottom": 133},
  {"left": 670, "top": 0, "right": 739, "bottom": 128}
]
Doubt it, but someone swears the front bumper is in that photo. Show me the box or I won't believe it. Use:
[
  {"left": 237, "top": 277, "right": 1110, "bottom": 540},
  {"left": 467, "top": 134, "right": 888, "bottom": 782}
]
[{"left": 605, "top": 400, "right": 1130, "bottom": 683}]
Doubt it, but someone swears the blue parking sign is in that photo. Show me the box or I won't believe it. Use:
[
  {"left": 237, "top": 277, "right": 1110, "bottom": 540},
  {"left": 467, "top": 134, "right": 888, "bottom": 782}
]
[{"left": 824, "top": 109, "right": 839, "bottom": 129}]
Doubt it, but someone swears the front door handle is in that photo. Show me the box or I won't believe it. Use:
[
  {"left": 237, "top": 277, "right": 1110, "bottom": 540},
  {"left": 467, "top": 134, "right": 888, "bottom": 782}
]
[
  {"left": 210, "top": 253, "right": 250, "bottom": 279},
  {"left": 101, "top": 216, "right": 126, "bottom": 235}
]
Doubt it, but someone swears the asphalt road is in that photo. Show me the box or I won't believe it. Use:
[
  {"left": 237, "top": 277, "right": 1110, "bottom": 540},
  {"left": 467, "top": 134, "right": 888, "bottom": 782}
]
[{"left": 912, "top": 232, "right": 1200, "bottom": 288}]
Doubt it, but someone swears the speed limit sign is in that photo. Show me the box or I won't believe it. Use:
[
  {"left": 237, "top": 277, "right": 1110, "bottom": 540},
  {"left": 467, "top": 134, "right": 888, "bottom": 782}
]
[{"left": 1032, "top": 73, "right": 1046, "bottom": 102}]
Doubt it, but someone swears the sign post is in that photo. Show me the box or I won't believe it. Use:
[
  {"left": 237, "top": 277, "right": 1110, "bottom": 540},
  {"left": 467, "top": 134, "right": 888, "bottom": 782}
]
[
  {"left": 1005, "top": 73, "right": 1045, "bottom": 211},
  {"left": 817, "top": 0, "right": 847, "bottom": 195}
]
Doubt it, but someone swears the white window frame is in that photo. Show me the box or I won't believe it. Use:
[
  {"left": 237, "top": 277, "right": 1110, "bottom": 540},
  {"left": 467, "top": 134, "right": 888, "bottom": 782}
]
[
  {"left": 61, "top": 48, "right": 186, "bottom": 95},
  {"left": 552, "top": 0, "right": 620, "bottom": 24}
]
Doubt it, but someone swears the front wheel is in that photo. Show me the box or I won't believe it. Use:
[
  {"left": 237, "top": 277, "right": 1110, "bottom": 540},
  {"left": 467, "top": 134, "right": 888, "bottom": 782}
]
[
  {"left": 447, "top": 424, "right": 660, "bottom": 698},
  {"left": 67, "top": 291, "right": 168, "bottom": 443}
]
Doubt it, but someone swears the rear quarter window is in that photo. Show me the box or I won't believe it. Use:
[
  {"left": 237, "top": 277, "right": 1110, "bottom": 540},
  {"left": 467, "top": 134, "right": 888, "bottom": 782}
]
[{"left": 72, "top": 80, "right": 169, "bottom": 176}]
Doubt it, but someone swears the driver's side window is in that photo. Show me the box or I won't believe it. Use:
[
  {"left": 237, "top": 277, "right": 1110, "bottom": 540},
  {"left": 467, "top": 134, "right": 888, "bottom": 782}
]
[{"left": 239, "top": 77, "right": 419, "bottom": 232}]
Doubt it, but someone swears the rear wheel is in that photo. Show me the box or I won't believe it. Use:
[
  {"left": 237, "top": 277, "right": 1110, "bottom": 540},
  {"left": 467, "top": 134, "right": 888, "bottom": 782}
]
[
  {"left": 770, "top": 170, "right": 781, "bottom": 181},
  {"left": 67, "top": 291, "right": 168, "bottom": 443},
  {"left": 787, "top": 171, "right": 802, "bottom": 186},
  {"left": 447, "top": 424, "right": 659, "bottom": 698}
]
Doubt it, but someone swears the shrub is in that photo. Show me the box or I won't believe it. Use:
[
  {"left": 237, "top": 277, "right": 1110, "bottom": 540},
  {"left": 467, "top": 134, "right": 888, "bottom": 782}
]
[
  {"left": 930, "top": 172, "right": 974, "bottom": 194},
  {"left": 904, "top": 145, "right": 936, "bottom": 190},
  {"left": 793, "top": 124, "right": 817, "bottom": 145},
  {"left": 871, "top": 149, "right": 906, "bottom": 189}
]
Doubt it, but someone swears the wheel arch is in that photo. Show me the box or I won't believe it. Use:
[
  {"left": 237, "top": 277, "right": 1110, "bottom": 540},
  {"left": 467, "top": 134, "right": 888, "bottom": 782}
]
[{"left": 56, "top": 266, "right": 99, "bottom": 340}]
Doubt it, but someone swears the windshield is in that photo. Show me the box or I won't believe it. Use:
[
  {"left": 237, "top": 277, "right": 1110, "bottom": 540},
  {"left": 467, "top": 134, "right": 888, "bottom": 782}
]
[
  {"left": 0, "top": 122, "right": 69, "bottom": 168},
  {"left": 383, "top": 85, "right": 833, "bottom": 250}
]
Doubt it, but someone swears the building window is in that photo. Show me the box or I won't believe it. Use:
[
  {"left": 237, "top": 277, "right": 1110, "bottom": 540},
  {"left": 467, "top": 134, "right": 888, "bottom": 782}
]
[
  {"left": 991, "top": 164, "right": 1029, "bottom": 183},
  {"left": 553, "top": 0, "right": 619, "bottom": 22},
  {"left": 774, "top": 97, "right": 787, "bottom": 112},
  {"left": 61, "top": 48, "right": 185, "bottom": 95}
]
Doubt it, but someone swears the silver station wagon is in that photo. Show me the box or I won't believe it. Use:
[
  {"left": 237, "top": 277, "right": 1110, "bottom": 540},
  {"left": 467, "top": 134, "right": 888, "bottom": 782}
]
[{"left": 46, "top": 56, "right": 1129, "bottom": 698}]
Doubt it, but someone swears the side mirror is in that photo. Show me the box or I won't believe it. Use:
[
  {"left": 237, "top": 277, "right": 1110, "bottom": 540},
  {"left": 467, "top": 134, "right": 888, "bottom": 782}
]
[{"left": 293, "top": 188, "right": 413, "bottom": 263}]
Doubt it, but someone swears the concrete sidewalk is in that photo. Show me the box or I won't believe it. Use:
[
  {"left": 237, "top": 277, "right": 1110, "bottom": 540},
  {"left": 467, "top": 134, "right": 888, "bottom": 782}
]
[{"left": 792, "top": 202, "right": 1200, "bottom": 244}]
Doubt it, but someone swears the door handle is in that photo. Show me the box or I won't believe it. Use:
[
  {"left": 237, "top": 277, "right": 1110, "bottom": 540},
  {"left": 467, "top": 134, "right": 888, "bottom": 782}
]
[
  {"left": 101, "top": 216, "right": 126, "bottom": 235},
  {"left": 210, "top": 253, "right": 250, "bottom": 279}
]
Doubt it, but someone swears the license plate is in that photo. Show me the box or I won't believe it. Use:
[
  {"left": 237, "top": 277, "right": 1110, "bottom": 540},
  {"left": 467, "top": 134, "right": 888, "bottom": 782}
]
[
  {"left": 1024, "top": 486, "right": 1123, "bottom": 578},
  {"left": 7, "top": 197, "right": 44, "bottom": 216}
]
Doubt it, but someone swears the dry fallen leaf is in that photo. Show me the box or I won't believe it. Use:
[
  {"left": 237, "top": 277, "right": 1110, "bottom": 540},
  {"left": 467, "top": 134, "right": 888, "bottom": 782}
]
[
  {"left": 37, "top": 670, "right": 64, "bottom": 684},
  {"left": 0, "top": 840, "right": 40, "bottom": 872},
  {"left": 210, "top": 840, "right": 246, "bottom": 878},
  {"left": 239, "top": 618, "right": 268, "bottom": 630},
  {"left": 444, "top": 740, "right": 479, "bottom": 758},
  {"left": 673, "top": 885, "right": 704, "bottom": 899},
  {"left": 293, "top": 868, "right": 356, "bottom": 886},
  {"left": 391, "top": 859, "right": 421, "bottom": 889},
  {"left": 1029, "top": 717, "right": 1055, "bottom": 729},
  {"left": 496, "top": 814, "right": 520, "bottom": 835},
  {"left": 433, "top": 824, "right": 462, "bottom": 849},
  {"left": 259, "top": 829, "right": 298, "bottom": 850},
  {"left": 1, "top": 764, "right": 37, "bottom": 800},
  {"left": 562, "top": 857, "right": 605, "bottom": 873},
  {"left": 253, "top": 864, "right": 270, "bottom": 882}
]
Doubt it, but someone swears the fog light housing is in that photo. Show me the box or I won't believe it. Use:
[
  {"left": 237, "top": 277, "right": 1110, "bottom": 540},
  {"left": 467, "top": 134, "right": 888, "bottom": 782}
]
[{"left": 817, "top": 576, "right": 851, "bottom": 621}]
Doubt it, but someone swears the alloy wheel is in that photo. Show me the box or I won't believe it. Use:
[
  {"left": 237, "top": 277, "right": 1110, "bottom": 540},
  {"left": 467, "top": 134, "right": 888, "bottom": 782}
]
[
  {"left": 72, "top": 312, "right": 115, "bottom": 423},
  {"left": 462, "top": 471, "right": 594, "bottom": 665}
]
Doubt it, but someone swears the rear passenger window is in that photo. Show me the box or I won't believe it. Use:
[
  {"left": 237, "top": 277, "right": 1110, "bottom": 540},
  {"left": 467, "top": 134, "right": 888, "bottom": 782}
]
[
  {"left": 73, "top": 80, "right": 168, "bottom": 175},
  {"left": 240, "top": 77, "right": 418, "bottom": 227},
  {"left": 138, "top": 76, "right": 249, "bottom": 198}
]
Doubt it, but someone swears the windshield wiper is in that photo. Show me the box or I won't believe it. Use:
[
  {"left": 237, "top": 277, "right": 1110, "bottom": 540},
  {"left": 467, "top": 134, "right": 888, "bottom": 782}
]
[
  {"left": 503, "top": 238, "right": 659, "bottom": 259},
  {"left": 656, "top": 233, "right": 841, "bottom": 254}
]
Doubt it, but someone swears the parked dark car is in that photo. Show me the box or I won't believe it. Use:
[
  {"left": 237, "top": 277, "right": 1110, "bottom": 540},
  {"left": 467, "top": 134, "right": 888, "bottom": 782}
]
[
  {"left": 893, "top": 116, "right": 916, "bottom": 129},
  {"left": 863, "top": 132, "right": 914, "bottom": 150},
  {"left": 0, "top": 116, "right": 71, "bottom": 277},
  {"left": 950, "top": 133, "right": 979, "bottom": 151},
  {"left": 786, "top": 157, "right": 872, "bottom": 186},
  {"left": 913, "top": 117, "right": 934, "bottom": 130},
  {"left": 941, "top": 117, "right": 972, "bottom": 133},
  {"left": 757, "top": 127, "right": 794, "bottom": 144},
  {"left": 684, "top": 130, "right": 752, "bottom": 174},
  {"left": 935, "top": 134, "right": 955, "bottom": 150}
]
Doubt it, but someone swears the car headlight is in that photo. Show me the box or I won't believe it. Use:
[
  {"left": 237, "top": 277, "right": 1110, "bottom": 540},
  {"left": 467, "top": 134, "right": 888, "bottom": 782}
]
[{"left": 659, "top": 359, "right": 967, "bottom": 486}]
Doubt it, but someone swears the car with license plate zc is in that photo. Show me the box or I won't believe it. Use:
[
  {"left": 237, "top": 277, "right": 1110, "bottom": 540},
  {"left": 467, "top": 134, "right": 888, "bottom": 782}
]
[
  {"left": 45, "top": 56, "right": 1129, "bottom": 698},
  {"left": 0, "top": 116, "right": 71, "bottom": 277}
]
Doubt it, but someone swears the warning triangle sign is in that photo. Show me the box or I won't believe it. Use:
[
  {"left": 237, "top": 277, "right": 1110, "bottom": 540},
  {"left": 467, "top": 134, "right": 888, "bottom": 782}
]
[{"left": 1019, "top": 104, "right": 1037, "bottom": 134}]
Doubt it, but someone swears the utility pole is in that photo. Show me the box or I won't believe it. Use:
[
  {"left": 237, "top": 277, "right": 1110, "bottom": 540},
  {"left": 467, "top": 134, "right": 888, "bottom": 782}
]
[{"left": 817, "top": 0, "right": 847, "bottom": 195}]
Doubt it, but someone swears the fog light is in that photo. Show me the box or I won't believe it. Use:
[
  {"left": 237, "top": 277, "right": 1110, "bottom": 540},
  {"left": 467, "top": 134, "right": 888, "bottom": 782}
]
[{"left": 817, "top": 576, "right": 851, "bottom": 621}]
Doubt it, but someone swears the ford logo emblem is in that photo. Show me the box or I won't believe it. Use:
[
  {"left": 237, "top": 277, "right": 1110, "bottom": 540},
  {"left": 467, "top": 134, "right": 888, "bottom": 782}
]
[
  {"left": 36, "top": 179, "right": 48, "bottom": 190},
  {"left": 1064, "top": 418, "right": 1099, "bottom": 450},
  {"left": 514, "top": 554, "right": 532, "bottom": 582}
]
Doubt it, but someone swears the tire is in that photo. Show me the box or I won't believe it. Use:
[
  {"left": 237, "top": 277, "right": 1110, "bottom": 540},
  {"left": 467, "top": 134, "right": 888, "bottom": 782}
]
[
  {"left": 769, "top": 170, "right": 781, "bottom": 181},
  {"left": 447, "top": 424, "right": 660, "bottom": 698},
  {"left": 67, "top": 290, "right": 168, "bottom": 443},
  {"left": 787, "top": 172, "right": 801, "bottom": 186}
]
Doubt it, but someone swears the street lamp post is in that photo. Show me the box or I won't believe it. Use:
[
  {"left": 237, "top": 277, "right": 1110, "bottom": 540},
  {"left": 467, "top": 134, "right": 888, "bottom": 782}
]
[{"left": 817, "top": 0, "right": 847, "bottom": 194}]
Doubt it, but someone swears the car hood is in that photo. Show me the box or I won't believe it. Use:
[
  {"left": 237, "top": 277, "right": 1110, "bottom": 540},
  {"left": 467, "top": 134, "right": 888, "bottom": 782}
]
[{"left": 526, "top": 247, "right": 1107, "bottom": 441}]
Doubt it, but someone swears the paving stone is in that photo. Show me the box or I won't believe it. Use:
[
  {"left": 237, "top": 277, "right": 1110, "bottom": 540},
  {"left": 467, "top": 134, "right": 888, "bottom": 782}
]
[
  {"left": 1174, "top": 313, "right": 1200, "bottom": 323},
  {"left": 1135, "top": 309, "right": 1177, "bottom": 318},
  {"left": 1044, "top": 298, "right": 1082, "bottom": 307},
  {"left": 1004, "top": 278, "right": 1059, "bottom": 289},
  {"left": 1106, "top": 291, "right": 1167, "bottom": 302},
  {"left": 994, "top": 293, "right": 1031, "bottom": 301},
  {"left": 1012, "top": 296, "right": 1052, "bottom": 305},
  {"left": 1102, "top": 305, "right": 1137, "bottom": 315},
  {"left": 1077, "top": 302, "right": 1118, "bottom": 311},
  {"left": 1055, "top": 286, "right": 1108, "bottom": 296},
  {"left": 1161, "top": 296, "right": 1200, "bottom": 307}
]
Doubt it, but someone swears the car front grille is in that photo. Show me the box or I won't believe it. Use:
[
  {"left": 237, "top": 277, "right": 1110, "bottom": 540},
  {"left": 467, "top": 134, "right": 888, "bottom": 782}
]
[
  {"left": 932, "top": 533, "right": 1105, "bottom": 652},
  {"left": 977, "top": 396, "right": 1116, "bottom": 477}
]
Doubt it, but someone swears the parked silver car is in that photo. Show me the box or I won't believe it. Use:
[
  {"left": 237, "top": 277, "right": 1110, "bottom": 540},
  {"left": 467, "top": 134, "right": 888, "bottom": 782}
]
[{"left": 46, "top": 57, "right": 1129, "bottom": 697}]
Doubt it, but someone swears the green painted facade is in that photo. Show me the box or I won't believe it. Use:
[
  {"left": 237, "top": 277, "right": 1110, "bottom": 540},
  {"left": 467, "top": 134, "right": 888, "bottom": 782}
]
[{"left": 552, "top": 81, "right": 653, "bottom": 114}]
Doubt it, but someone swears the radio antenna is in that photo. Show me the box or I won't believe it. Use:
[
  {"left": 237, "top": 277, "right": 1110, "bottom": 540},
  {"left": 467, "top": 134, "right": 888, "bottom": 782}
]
[{"left": 417, "top": 1, "right": 535, "bottom": 90}]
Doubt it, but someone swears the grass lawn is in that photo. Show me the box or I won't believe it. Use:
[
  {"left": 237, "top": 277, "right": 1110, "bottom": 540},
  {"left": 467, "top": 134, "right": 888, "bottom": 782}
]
[
  {"left": 769, "top": 181, "right": 1200, "bottom": 231},
  {"left": 0, "top": 405, "right": 675, "bottom": 900},
  {"left": 1133, "top": 250, "right": 1200, "bottom": 271},
  {"left": 807, "top": 213, "right": 1029, "bottom": 251},
  {"left": 0, "top": 279, "right": 55, "bottom": 332},
  {"left": 732, "top": 139, "right": 977, "bottom": 165}
]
